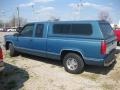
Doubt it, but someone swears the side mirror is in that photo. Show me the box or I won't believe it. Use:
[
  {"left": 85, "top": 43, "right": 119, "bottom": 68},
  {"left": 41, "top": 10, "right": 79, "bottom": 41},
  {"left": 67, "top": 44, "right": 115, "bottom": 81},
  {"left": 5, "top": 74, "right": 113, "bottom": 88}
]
[{"left": 16, "top": 27, "right": 22, "bottom": 33}]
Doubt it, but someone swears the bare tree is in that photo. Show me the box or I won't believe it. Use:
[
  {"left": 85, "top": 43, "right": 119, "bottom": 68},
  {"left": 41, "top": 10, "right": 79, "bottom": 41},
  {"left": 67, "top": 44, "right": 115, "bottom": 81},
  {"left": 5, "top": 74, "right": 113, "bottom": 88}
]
[
  {"left": 8, "top": 16, "right": 27, "bottom": 27},
  {"left": 18, "top": 17, "right": 27, "bottom": 27},
  {"left": 0, "top": 20, "right": 3, "bottom": 28},
  {"left": 98, "top": 10, "right": 112, "bottom": 23},
  {"left": 9, "top": 15, "right": 16, "bottom": 27},
  {"left": 49, "top": 16, "right": 60, "bottom": 21}
]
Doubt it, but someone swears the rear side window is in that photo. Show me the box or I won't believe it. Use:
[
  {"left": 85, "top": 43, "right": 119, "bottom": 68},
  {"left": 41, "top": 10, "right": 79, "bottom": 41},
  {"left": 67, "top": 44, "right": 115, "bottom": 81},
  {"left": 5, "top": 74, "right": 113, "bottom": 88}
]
[
  {"left": 35, "top": 24, "right": 44, "bottom": 38},
  {"left": 53, "top": 24, "right": 92, "bottom": 35},
  {"left": 99, "top": 22, "right": 114, "bottom": 39},
  {"left": 70, "top": 24, "right": 92, "bottom": 35},
  {"left": 53, "top": 24, "right": 71, "bottom": 34}
]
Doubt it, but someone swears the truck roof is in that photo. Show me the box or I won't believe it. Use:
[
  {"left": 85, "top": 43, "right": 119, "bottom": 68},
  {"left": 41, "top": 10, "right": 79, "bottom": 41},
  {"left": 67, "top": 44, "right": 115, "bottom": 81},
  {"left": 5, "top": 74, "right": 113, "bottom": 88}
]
[{"left": 28, "top": 20, "right": 108, "bottom": 24}]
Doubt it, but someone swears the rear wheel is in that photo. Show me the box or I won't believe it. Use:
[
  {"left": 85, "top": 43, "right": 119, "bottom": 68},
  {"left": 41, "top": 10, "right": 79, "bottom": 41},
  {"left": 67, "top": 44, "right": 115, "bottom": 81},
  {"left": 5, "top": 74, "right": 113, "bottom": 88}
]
[
  {"left": 63, "top": 53, "right": 84, "bottom": 74},
  {"left": 9, "top": 43, "right": 18, "bottom": 57},
  {"left": 117, "top": 42, "right": 120, "bottom": 46}
]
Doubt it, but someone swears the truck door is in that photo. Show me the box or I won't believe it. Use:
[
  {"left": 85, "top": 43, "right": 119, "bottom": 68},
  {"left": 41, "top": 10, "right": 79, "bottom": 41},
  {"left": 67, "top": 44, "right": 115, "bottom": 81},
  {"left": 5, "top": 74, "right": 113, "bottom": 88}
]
[
  {"left": 30, "top": 24, "right": 46, "bottom": 57},
  {"left": 15, "top": 24, "right": 34, "bottom": 51}
]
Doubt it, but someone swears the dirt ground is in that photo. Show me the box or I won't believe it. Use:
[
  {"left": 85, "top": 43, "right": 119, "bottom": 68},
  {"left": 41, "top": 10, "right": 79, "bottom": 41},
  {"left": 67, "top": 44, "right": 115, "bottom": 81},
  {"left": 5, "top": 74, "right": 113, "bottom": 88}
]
[{"left": 0, "top": 32, "right": 120, "bottom": 90}]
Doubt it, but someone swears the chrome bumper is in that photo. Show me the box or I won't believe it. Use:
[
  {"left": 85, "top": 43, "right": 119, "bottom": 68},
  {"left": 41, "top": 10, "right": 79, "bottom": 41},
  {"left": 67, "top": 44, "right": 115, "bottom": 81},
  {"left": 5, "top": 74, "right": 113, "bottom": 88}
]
[
  {"left": 104, "top": 59, "right": 115, "bottom": 67},
  {"left": 104, "top": 49, "right": 116, "bottom": 67}
]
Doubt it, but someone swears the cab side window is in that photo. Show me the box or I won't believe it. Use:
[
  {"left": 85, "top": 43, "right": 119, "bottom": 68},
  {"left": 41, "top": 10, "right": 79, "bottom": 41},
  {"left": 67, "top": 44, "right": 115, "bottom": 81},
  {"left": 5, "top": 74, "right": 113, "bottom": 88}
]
[
  {"left": 21, "top": 24, "right": 34, "bottom": 37},
  {"left": 35, "top": 24, "right": 44, "bottom": 38}
]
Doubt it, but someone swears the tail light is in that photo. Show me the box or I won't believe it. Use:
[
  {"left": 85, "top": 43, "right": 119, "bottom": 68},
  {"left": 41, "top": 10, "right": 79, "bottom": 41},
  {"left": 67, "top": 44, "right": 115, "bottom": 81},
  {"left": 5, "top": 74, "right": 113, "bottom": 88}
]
[
  {"left": 101, "top": 41, "right": 107, "bottom": 55},
  {"left": 0, "top": 48, "right": 3, "bottom": 61}
]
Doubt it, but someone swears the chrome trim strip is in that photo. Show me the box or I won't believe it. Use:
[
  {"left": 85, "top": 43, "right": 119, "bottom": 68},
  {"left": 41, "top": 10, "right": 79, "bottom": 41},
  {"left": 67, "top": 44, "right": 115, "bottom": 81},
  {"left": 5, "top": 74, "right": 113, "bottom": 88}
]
[
  {"left": 15, "top": 46, "right": 103, "bottom": 61},
  {"left": 60, "top": 49, "right": 103, "bottom": 61},
  {"left": 14, "top": 46, "right": 60, "bottom": 55},
  {"left": 84, "top": 57, "right": 103, "bottom": 61},
  {"left": 47, "top": 38, "right": 100, "bottom": 43}
]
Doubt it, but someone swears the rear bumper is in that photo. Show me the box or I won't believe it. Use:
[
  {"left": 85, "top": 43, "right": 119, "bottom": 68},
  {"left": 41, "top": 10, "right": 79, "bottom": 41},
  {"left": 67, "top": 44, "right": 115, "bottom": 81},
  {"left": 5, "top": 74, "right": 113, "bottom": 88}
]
[
  {"left": 85, "top": 49, "right": 116, "bottom": 66},
  {"left": 0, "top": 61, "right": 4, "bottom": 72},
  {"left": 103, "top": 49, "right": 116, "bottom": 67}
]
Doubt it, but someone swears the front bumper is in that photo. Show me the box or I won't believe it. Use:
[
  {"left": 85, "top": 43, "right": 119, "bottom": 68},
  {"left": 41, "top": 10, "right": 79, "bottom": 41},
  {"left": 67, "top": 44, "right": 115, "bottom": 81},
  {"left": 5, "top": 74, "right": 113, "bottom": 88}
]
[
  {"left": 104, "top": 49, "right": 116, "bottom": 67},
  {"left": 0, "top": 61, "right": 4, "bottom": 72}
]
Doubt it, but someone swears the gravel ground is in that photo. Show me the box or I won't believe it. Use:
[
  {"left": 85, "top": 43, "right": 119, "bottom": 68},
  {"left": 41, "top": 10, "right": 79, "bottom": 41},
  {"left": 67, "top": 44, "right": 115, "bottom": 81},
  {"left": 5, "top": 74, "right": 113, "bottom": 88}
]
[{"left": 0, "top": 32, "right": 120, "bottom": 90}]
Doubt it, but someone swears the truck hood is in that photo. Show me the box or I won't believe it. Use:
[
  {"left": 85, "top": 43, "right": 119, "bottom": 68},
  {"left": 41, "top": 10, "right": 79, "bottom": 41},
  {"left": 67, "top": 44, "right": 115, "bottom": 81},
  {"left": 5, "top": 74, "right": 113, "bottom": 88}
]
[
  {"left": 4, "top": 35, "right": 13, "bottom": 38},
  {"left": 4, "top": 35, "right": 14, "bottom": 40}
]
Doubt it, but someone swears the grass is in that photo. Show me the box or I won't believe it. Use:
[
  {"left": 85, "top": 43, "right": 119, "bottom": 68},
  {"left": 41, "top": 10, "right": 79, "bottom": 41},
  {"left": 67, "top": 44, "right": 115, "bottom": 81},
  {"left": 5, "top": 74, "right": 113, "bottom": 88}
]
[
  {"left": 50, "top": 65, "right": 56, "bottom": 68},
  {"left": 102, "top": 83, "right": 115, "bottom": 90},
  {"left": 81, "top": 73, "right": 99, "bottom": 81},
  {"left": 5, "top": 52, "right": 11, "bottom": 58},
  {"left": 59, "top": 85, "right": 65, "bottom": 90},
  {"left": 5, "top": 52, "right": 17, "bottom": 65},
  {"left": 110, "top": 70, "right": 120, "bottom": 82}
]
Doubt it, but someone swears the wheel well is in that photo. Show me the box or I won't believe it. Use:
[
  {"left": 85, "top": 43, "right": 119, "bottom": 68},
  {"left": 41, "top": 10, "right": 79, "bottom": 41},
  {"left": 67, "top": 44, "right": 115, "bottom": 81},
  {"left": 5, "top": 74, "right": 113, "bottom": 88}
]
[
  {"left": 5, "top": 42, "right": 12, "bottom": 50},
  {"left": 61, "top": 50, "right": 84, "bottom": 61}
]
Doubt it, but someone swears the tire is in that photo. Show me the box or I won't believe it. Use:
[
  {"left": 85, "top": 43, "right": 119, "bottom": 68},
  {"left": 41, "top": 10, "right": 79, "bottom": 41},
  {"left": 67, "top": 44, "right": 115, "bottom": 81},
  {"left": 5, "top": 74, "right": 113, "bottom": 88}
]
[
  {"left": 9, "top": 43, "right": 18, "bottom": 57},
  {"left": 63, "top": 53, "right": 84, "bottom": 74},
  {"left": 117, "top": 42, "right": 120, "bottom": 46}
]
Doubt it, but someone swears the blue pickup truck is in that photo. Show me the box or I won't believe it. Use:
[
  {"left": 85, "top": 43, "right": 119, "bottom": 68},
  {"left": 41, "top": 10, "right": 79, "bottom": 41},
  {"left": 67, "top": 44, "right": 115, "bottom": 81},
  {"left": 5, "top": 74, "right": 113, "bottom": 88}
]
[{"left": 4, "top": 20, "right": 116, "bottom": 74}]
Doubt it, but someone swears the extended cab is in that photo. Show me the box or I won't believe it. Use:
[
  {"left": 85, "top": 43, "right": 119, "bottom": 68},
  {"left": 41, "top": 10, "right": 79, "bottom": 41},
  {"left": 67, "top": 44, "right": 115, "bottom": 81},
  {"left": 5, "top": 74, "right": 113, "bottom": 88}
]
[{"left": 4, "top": 20, "right": 116, "bottom": 74}]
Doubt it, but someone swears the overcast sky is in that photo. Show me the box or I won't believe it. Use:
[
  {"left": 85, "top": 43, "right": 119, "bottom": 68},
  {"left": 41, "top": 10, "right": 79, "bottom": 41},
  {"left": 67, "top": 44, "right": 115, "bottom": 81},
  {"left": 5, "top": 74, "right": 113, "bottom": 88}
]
[{"left": 0, "top": 0, "right": 120, "bottom": 24}]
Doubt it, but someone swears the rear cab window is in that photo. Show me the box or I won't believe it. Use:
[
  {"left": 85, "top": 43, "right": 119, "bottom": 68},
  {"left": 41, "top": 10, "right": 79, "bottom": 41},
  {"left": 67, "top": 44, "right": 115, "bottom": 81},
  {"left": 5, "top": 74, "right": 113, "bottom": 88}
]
[
  {"left": 70, "top": 24, "right": 92, "bottom": 35},
  {"left": 99, "top": 21, "right": 114, "bottom": 39},
  {"left": 53, "top": 23, "right": 92, "bottom": 36},
  {"left": 99, "top": 21, "right": 116, "bottom": 54}
]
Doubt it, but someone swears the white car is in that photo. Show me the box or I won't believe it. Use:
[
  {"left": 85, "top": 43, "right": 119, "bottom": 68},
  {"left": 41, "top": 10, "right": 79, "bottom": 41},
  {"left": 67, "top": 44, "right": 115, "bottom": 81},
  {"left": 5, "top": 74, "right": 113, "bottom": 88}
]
[
  {"left": 7, "top": 28, "right": 16, "bottom": 32},
  {"left": 0, "top": 28, "right": 3, "bottom": 31}
]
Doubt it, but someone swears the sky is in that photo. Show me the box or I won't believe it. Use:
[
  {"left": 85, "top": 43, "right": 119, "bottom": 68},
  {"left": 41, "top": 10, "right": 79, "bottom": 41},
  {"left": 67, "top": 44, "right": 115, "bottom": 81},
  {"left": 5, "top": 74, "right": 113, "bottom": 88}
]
[{"left": 0, "top": 0, "right": 120, "bottom": 24}]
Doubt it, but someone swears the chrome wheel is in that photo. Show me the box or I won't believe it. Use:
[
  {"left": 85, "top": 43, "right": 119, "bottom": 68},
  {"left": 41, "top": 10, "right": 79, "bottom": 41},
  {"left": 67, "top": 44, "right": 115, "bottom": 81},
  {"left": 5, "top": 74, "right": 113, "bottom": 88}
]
[{"left": 66, "top": 58, "right": 78, "bottom": 70}]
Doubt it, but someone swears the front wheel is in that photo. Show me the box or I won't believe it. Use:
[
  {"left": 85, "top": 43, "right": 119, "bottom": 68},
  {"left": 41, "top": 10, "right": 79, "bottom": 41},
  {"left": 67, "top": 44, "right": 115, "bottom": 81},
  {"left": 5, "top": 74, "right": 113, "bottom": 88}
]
[
  {"left": 9, "top": 43, "right": 18, "bottom": 57},
  {"left": 117, "top": 42, "right": 120, "bottom": 46},
  {"left": 63, "top": 53, "right": 84, "bottom": 74}
]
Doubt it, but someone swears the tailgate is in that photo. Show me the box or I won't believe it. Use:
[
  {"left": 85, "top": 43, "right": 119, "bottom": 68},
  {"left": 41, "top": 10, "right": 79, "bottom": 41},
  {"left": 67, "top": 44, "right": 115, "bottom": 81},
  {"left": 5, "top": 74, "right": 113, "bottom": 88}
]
[
  {"left": 99, "top": 21, "right": 117, "bottom": 54},
  {"left": 106, "top": 37, "right": 117, "bottom": 54}
]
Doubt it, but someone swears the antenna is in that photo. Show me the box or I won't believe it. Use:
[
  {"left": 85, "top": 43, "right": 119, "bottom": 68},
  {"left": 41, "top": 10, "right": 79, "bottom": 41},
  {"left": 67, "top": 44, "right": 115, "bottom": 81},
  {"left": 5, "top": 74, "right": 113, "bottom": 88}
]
[{"left": 17, "top": 7, "right": 20, "bottom": 27}]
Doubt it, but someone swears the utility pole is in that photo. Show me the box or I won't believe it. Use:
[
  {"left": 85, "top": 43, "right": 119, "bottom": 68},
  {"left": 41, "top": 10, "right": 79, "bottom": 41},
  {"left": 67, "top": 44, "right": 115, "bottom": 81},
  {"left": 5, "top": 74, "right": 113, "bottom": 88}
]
[
  {"left": 31, "top": 5, "right": 36, "bottom": 21},
  {"left": 1, "top": 10, "right": 6, "bottom": 28},
  {"left": 75, "top": 0, "right": 83, "bottom": 20},
  {"left": 17, "top": 7, "right": 20, "bottom": 27},
  {"left": 31, "top": 5, "right": 39, "bottom": 21}
]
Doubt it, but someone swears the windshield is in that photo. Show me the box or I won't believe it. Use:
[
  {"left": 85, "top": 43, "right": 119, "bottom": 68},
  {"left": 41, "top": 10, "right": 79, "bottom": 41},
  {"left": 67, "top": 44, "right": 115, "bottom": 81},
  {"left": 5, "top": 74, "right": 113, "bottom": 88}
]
[{"left": 99, "top": 22, "right": 114, "bottom": 39}]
